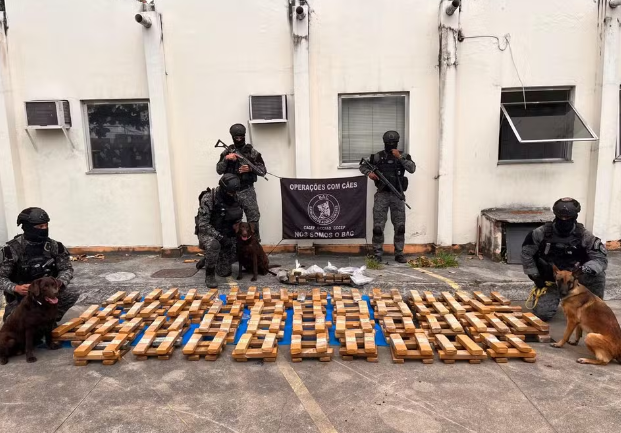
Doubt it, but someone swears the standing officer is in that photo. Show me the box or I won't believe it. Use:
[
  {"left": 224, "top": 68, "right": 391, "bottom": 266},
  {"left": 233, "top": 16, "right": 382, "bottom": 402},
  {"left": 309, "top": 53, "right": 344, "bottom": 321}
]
[
  {"left": 359, "top": 130, "right": 416, "bottom": 263},
  {"left": 521, "top": 197, "right": 608, "bottom": 321},
  {"left": 216, "top": 123, "right": 266, "bottom": 242},
  {"left": 196, "top": 174, "right": 243, "bottom": 288},
  {"left": 0, "top": 207, "right": 77, "bottom": 323}
]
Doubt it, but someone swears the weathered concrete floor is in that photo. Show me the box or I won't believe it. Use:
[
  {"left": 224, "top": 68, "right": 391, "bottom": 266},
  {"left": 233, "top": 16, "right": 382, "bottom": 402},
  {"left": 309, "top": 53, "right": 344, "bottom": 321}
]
[
  {"left": 69, "top": 251, "right": 621, "bottom": 305},
  {"left": 0, "top": 302, "right": 620, "bottom": 433},
  {"left": 1, "top": 253, "right": 620, "bottom": 432}
]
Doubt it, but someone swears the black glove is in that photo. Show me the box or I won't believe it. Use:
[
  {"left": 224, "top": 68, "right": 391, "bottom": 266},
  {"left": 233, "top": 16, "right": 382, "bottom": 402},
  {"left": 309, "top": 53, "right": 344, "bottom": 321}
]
[
  {"left": 528, "top": 274, "right": 546, "bottom": 289},
  {"left": 581, "top": 265, "right": 596, "bottom": 276},
  {"left": 220, "top": 237, "right": 233, "bottom": 249}
]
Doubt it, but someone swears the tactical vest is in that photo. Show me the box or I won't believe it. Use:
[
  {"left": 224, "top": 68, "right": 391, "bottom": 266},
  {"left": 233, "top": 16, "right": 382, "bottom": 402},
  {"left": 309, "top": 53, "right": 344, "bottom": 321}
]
[
  {"left": 4, "top": 236, "right": 58, "bottom": 302},
  {"left": 224, "top": 144, "right": 258, "bottom": 188},
  {"left": 538, "top": 222, "right": 589, "bottom": 269},
  {"left": 370, "top": 151, "right": 408, "bottom": 192},
  {"left": 209, "top": 190, "right": 243, "bottom": 237}
]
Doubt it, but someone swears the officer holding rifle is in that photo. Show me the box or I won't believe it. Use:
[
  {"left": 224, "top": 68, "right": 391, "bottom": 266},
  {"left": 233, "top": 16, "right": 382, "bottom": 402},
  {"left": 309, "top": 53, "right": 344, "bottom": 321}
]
[
  {"left": 359, "top": 131, "right": 416, "bottom": 263},
  {"left": 216, "top": 123, "right": 267, "bottom": 242}
]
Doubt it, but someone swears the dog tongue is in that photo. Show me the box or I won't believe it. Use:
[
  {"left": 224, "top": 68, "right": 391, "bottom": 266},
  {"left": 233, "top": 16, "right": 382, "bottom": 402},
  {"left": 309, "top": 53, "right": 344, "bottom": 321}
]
[
  {"left": 45, "top": 297, "right": 58, "bottom": 305},
  {"left": 242, "top": 236, "right": 249, "bottom": 241}
]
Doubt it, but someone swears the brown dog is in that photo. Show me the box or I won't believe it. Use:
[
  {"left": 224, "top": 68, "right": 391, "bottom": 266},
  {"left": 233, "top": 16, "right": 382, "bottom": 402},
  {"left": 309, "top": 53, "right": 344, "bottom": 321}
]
[
  {"left": 235, "top": 222, "right": 269, "bottom": 282},
  {"left": 551, "top": 265, "right": 621, "bottom": 365},
  {"left": 0, "top": 277, "right": 61, "bottom": 364}
]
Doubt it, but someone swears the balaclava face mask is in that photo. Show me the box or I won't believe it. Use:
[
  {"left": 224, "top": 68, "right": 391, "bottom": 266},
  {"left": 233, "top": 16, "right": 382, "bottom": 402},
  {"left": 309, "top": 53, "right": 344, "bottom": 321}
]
[
  {"left": 218, "top": 186, "right": 237, "bottom": 205},
  {"left": 233, "top": 136, "right": 246, "bottom": 150},
  {"left": 22, "top": 222, "right": 48, "bottom": 243},
  {"left": 554, "top": 218, "right": 576, "bottom": 237},
  {"left": 384, "top": 141, "right": 398, "bottom": 153}
]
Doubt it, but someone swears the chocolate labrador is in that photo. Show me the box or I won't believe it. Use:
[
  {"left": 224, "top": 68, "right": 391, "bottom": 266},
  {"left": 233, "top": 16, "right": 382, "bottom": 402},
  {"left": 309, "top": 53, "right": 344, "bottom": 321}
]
[
  {"left": 0, "top": 277, "right": 61, "bottom": 364},
  {"left": 235, "top": 222, "right": 270, "bottom": 282}
]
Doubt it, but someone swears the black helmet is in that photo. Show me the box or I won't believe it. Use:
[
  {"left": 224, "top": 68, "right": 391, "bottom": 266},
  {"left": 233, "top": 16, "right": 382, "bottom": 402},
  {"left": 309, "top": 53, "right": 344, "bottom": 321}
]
[
  {"left": 219, "top": 173, "right": 241, "bottom": 193},
  {"left": 382, "top": 130, "right": 400, "bottom": 144},
  {"left": 17, "top": 207, "right": 50, "bottom": 226},
  {"left": 552, "top": 197, "right": 581, "bottom": 219},
  {"left": 229, "top": 123, "right": 246, "bottom": 137}
]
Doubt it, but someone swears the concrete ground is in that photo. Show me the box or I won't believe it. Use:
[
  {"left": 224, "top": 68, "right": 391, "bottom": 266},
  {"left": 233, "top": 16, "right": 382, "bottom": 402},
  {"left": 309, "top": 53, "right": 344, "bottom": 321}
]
[
  {"left": 0, "top": 252, "right": 620, "bottom": 432},
  {"left": 68, "top": 251, "right": 621, "bottom": 304}
]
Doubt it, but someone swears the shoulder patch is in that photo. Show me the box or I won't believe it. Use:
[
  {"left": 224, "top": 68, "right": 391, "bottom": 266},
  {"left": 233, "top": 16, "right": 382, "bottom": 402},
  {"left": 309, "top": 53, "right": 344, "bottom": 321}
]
[
  {"left": 593, "top": 238, "right": 607, "bottom": 254},
  {"left": 2, "top": 245, "right": 12, "bottom": 261}
]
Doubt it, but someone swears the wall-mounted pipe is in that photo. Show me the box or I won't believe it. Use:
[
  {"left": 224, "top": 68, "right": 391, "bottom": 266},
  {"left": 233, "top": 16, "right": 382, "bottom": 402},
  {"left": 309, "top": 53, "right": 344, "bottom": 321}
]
[
  {"left": 446, "top": 0, "right": 461, "bottom": 16},
  {"left": 135, "top": 13, "right": 152, "bottom": 28}
]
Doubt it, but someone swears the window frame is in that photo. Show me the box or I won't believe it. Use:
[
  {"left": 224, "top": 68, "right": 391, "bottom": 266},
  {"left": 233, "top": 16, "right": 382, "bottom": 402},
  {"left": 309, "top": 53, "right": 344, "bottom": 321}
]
[
  {"left": 82, "top": 99, "right": 156, "bottom": 174},
  {"left": 500, "top": 100, "right": 598, "bottom": 144},
  {"left": 337, "top": 92, "right": 410, "bottom": 169},
  {"left": 498, "top": 86, "right": 582, "bottom": 165}
]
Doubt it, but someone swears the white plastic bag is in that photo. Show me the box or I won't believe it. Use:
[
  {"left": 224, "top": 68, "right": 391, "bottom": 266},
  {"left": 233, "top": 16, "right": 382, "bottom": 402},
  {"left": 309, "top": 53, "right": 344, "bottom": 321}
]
[
  {"left": 336, "top": 266, "right": 359, "bottom": 276},
  {"left": 292, "top": 259, "right": 306, "bottom": 275},
  {"left": 351, "top": 266, "right": 373, "bottom": 285},
  {"left": 305, "top": 264, "right": 325, "bottom": 275},
  {"left": 323, "top": 262, "right": 338, "bottom": 274}
]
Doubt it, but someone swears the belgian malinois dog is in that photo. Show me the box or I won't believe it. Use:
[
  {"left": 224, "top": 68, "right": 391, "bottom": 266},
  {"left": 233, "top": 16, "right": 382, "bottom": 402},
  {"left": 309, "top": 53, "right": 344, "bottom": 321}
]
[{"left": 551, "top": 265, "right": 621, "bottom": 365}]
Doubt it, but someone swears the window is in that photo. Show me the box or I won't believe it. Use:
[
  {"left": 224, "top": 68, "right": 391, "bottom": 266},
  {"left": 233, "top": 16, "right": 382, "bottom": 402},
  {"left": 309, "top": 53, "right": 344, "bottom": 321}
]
[
  {"left": 498, "top": 88, "right": 597, "bottom": 163},
  {"left": 339, "top": 93, "right": 408, "bottom": 167},
  {"left": 84, "top": 101, "right": 154, "bottom": 172}
]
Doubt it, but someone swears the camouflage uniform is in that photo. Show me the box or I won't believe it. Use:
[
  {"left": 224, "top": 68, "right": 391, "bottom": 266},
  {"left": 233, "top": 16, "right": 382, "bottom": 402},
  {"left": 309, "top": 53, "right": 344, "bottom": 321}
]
[
  {"left": 196, "top": 187, "right": 243, "bottom": 279},
  {"left": 360, "top": 150, "right": 416, "bottom": 259},
  {"left": 0, "top": 235, "right": 76, "bottom": 322},
  {"left": 521, "top": 222, "right": 607, "bottom": 321},
  {"left": 216, "top": 143, "right": 265, "bottom": 242}
]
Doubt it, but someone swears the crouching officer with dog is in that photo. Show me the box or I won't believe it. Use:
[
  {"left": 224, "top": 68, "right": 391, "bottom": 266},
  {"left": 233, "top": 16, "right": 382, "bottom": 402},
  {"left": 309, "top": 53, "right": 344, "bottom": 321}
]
[
  {"left": 195, "top": 173, "right": 243, "bottom": 288},
  {"left": 359, "top": 130, "right": 416, "bottom": 263},
  {"left": 216, "top": 123, "right": 266, "bottom": 242},
  {"left": 521, "top": 197, "right": 608, "bottom": 321},
  {"left": 0, "top": 207, "right": 76, "bottom": 323}
]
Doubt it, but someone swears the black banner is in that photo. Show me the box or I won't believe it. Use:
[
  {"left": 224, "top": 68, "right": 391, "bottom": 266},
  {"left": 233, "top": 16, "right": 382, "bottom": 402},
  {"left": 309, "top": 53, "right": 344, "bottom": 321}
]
[{"left": 281, "top": 176, "right": 367, "bottom": 240}]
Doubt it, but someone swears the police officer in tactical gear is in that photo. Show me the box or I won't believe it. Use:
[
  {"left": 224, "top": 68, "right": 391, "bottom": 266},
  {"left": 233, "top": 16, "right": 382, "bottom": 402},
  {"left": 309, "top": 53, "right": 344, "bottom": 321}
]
[
  {"left": 196, "top": 173, "right": 244, "bottom": 288},
  {"left": 521, "top": 197, "right": 608, "bottom": 321},
  {"left": 216, "top": 123, "right": 266, "bottom": 242},
  {"left": 0, "top": 207, "right": 76, "bottom": 322},
  {"left": 359, "top": 130, "right": 416, "bottom": 263}
]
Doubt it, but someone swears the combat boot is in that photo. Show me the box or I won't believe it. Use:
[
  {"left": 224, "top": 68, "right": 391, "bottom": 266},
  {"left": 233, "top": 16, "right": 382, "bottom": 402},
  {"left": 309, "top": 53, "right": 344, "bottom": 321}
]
[
  {"left": 205, "top": 266, "right": 218, "bottom": 288},
  {"left": 395, "top": 254, "right": 407, "bottom": 264}
]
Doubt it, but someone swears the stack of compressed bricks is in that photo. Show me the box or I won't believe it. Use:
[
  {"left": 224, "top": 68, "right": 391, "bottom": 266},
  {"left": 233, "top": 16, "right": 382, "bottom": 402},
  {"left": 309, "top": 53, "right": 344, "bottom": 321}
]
[
  {"left": 182, "top": 296, "right": 244, "bottom": 361},
  {"left": 54, "top": 291, "right": 148, "bottom": 365},
  {"left": 165, "top": 289, "right": 219, "bottom": 324},
  {"left": 132, "top": 288, "right": 191, "bottom": 360},
  {"left": 52, "top": 290, "right": 149, "bottom": 365},
  {"left": 410, "top": 290, "right": 542, "bottom": 364},
  {"left": 52, "top": 288, "right": 207, "bottom": 365},
  {"left": 288, "top": 272, "right": 352, "bottom": 285},
  {"left": 371, "top": 288, "right": 433, "bottom": 364},
  {"left": 454, "top": 291, "right": 550, "bottom": 344},
  {"left": 290, "top": 288, "right": 333, "bottom": 362},
  {"left": 411, "top": 290, "right": 487, "bottom": 364},
  {"left": 233, "top": 290, "right": 288, "bottom": 362},
  {"left": 332, "top": 287, "right": 378, "bottom": 362}
]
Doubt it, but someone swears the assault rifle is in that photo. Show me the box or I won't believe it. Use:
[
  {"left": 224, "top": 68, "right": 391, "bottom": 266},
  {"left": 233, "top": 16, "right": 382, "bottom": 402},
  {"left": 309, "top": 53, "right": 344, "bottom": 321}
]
[
  {"left": 215, "top": 139, "right": 268, "bottom": 180},
  {"left": 360, "top": 157, "right": 411, "bottom": 209}
]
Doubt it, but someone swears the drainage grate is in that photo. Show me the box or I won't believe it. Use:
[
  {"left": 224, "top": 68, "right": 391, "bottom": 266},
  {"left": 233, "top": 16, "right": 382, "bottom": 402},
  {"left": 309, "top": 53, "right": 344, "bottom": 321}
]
[{"left": 151, "top": 268, "right": 200, "bottom": 278}]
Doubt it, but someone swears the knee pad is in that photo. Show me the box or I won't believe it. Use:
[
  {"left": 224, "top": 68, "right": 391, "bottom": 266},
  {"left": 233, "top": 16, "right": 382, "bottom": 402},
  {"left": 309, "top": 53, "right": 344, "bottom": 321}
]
[
  {"left": 396, "top": 225, "right": 405, "bottom": 235},
  {"left": 373, "top": 226, "right": 383, "bottom": 236}
]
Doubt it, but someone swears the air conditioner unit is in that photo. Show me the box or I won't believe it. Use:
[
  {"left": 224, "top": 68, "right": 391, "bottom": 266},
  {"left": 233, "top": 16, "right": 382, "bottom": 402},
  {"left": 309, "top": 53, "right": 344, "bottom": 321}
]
[
  {"left": 249, "top": 95, "right": 287, "bottom": 123},
  {"left": 25, "top": 100, "right": 72, "bottom": 129}
]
